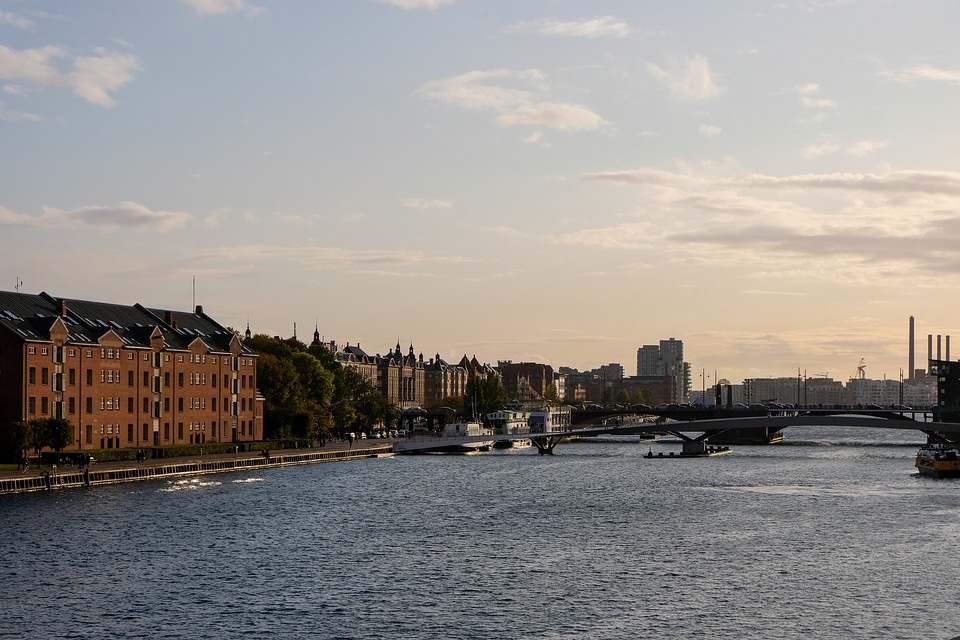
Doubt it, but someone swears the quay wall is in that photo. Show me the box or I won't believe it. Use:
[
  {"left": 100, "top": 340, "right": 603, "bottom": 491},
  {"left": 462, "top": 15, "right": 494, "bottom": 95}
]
[{"left": 0, "top": 445, "right": 393, "bottom": 495}]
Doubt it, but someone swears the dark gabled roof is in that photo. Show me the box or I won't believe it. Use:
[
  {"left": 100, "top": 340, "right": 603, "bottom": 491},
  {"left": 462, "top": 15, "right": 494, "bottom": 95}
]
[{"left": 0, "top": 290, "right": 250, "bottom": 354}]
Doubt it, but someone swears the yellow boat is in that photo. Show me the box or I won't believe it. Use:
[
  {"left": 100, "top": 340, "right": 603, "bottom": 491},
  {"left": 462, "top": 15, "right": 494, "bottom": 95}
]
[{"left": 915, "top": 444, "right": 960, "bottom": 478}]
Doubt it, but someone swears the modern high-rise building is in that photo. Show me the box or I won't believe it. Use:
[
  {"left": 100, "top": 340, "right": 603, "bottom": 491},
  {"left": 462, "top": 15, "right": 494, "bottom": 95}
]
[{"left": 635, "top": 338, "right": 690, "bottom": 402}]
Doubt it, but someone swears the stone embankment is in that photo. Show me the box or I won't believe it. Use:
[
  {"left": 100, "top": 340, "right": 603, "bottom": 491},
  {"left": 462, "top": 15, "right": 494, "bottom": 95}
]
[{"left": 0, "top": 443, "right": 393, "bottom": 495}]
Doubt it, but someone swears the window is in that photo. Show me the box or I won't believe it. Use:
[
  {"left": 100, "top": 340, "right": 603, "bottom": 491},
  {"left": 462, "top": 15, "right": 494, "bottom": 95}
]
[
  {"left": 28, "top": 368, "right": 36, "bottom": 385},
  {"left": 41, "top": 347, "right": 48, "bottom": 356},
  {"left": 28, "top": 346, "right": 36, "bottom": 355},
  {"left": 86, "top": 397, "right": 93, "bottom": 414},
  {"left": 211, "top": 374, "right": 217, "bottom": 388},
  {"left": 164, "top": 422, "right": 170, "bottom": 440},
  {"left": 143, "top": 423, "right": 149, "bottom": 441},
  {"left": 127, "top": 424, "right": 133, "bottom": 441},
  {"left": 41, "top": 368, "right": 48, "bottom": 385},
  {"left": 86, "top": 369, "right": 93, "bottom": 386},
  {"left": 164, "top": 398, "right": 171, "bottom": 412},
  {"left": 178, "top": 372, "right": 184, "bottom": 387},
  {"left": 166, "top": 372, "right": 172, "bottom": 388},
  {"left": 69, "top": 349, "right": 76, "bottom": 357},
  {"left": 179, "top": 355, "right": 184, "bottom": 363},
  {"left": 69, "top": 369, "right": 76, "bottom": 386},
  {"left": 241, "top": 375, "right": 246, "bottom": 389},
  {"left": 68, "top": 397, "right": 76, "bottom": 415},
  {"left": 28, "top": 397, "right": 36, "bottom": 414},
  {"left": 143, "top": 371, "right": 150, "bottom": 388},
  {"left": 41, "top": 397, "right": 48, "bottom": 414},
  {"left": 153, "top": 402, "right": 161, "bottom": 419},
  {"left": 127, "top": 397, "right": 134, "bottom": 413},
  {"left": 128, "top": 371, "right": 134, "bottom": 386},
  {"left": 212, "top": 397, "right": 217, "bottom": 412},
  {"left": 101, "top": 370, "right": 106, "bottom": 383},
  {"left": 178, "top": 423, "right": 184, "bottom": 439},
  {"left": 86, "top": 425, "right": 92, "bottom": 445},
  {"left": 178, "top": 397, "right": 183, "bottom": 411}
]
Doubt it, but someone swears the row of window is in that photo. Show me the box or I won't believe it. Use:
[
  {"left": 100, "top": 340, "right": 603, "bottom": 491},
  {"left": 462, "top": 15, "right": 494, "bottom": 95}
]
[
  {"left": 80, "top": 420, "right": 256, "bottom": 445},
  {"left": 28, "top": 368, "right": 255, "bottom": 390},
  {"left": 28, "top": 344, "right": 255, "bottom": 367},
  {"left": 26, "top": 394, "right": 255, "bottom": 416}
]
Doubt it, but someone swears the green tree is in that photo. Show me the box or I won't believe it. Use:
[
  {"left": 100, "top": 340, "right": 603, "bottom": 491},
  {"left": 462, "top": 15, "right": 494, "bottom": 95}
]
[
  {"left": 464, "top": 371, "right": 507, "bottom": 420},
  {"left": 45, "top": 418, "right": 74, "bottom": 462},
  {"left": 5, "top": 421, "right": 31, "bottom": 468}
]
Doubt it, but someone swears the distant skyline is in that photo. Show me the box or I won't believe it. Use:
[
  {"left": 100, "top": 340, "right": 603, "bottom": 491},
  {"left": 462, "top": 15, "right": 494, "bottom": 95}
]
[{"left": 3, "top": 1, "right": 960, "bottom": 383}]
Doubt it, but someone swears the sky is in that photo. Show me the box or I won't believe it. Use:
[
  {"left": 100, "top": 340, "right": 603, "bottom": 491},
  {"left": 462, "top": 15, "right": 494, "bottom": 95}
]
[{"left": 3, "top": 0, "right": 960, "bottom": 385}]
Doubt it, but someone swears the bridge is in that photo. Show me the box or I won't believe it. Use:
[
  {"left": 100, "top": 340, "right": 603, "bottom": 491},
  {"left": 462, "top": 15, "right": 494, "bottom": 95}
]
[{"left": 392, "top": 410, "right": 960, "bottom": 456}]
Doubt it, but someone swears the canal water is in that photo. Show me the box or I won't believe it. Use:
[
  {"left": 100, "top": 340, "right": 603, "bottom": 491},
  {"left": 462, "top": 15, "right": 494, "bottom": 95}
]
[{"left": 2, "top": 427, "right": 959, "bottom": 639}]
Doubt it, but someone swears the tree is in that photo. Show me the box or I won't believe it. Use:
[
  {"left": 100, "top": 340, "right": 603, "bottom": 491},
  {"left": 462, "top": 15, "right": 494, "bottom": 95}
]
[
  {"left": 5, "top": 422, "right": 31, "bottom": 468},
  {"left": 464, "top": 371, "right": 507, "bottom": 421},
  {"left": 45, "top": 418, "right": 74, "bottom": 463}
]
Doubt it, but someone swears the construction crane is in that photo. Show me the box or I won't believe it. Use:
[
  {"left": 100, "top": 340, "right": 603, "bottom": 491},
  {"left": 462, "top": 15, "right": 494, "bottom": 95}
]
[{"left": 850, "top": 358, "right": 866, "bottom": 381}]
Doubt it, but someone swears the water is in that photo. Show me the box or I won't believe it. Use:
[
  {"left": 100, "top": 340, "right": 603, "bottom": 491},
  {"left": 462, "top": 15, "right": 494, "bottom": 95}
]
[{"left": 2, "top": 427, "right": 960, "bottom": 639}]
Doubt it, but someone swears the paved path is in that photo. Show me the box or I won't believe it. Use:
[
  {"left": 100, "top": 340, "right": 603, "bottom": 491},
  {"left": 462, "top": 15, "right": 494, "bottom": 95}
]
[{"left": 0, "top": 438, "right": 394, "bottom": 484}]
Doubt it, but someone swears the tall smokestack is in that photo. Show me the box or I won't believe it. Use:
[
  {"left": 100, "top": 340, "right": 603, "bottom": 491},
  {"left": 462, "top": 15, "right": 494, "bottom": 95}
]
[
  {"left": 938, "top": 335, "right": 942, "bottom": 361},
  {"left": 928, "top": 334, "right": 933, "bottom": 373},
  {"left": 948, "top": 335, "right": 951, "bottom": 362},
  {"left": 909, "top": 316, "right": 915, "bottom": 380}
]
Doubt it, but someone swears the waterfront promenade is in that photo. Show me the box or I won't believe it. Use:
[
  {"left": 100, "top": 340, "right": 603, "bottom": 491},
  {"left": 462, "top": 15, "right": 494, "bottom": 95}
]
[{"left": 0, "top": 440, "right": 393, "bottom": 495}]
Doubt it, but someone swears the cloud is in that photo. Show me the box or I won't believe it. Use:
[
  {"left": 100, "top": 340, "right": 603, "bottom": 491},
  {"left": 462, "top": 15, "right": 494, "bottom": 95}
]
[
  {"left": 0, "top": 10, "right": 34, "bottom": 30},
  {"left": 199, "top": 244, "right": 475, "bottom": 274},
  {"left": 699, "top": 124, "right": 721, "bottom": 138},
  {"left": 0, "top": 100, "right": 42, "bottom": 122},
  {"left": 570, "top": 165, "right": 960, "bottom": 282},
  {"left": 419, "top": 69, "right": 607, "bottom": 131},
  {"left": 179, "top": 0, "right": 264, "bottom": 17},
  {"left": 646, "top": 54, "right": 725, "bottom": 101},
  {"left": 0, "top": 44, "right": 141, "bottom": 107},
  {"left": 505, "top": 16, "right": 631, "bottom": 38},
  {"left": 377, "top": 0, "right": 454, "bottom": 9},
  {"left": 403, "top": 198, "right": 453, "bottom": 209},
  {"left": 0, "top": 201, "right": 190, "bottom": 231},
  {"left": 888, "top": 64, "right": 960, "bottom": 85},
  {"left": 802, "top": 141, "right": 840, "bottom": 159}
]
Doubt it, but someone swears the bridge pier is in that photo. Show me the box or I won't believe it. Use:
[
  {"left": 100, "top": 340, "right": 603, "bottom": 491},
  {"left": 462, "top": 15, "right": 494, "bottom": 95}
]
[{"left": 531, "top": 434, "right": 565, "bottom": 455}]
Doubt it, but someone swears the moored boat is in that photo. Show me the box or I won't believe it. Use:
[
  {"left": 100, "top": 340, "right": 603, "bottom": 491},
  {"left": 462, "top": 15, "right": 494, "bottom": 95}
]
[
  {"left": 915, "top": 443, "right": 960, "bottom": 478},
  {"left": 488, "top": 408, "right": 531, "bottom": 448},
  {"left": 438, "top": 421, "right": 495, "bottom": 453}
]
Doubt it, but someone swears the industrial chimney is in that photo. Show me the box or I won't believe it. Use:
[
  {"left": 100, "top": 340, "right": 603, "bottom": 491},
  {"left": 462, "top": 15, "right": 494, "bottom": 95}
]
[{"left": 909, "top": 316, "right": 915, "bottom": 381}]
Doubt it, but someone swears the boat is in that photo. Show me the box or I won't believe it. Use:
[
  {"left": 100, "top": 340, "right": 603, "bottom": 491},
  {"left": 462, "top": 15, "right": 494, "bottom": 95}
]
[
  {"left": 437, "top": 421, "right": 495, "bottom": 453},
  {"left": 915, "top": 443, "right": 960, "bottom": 478},
  {"left": 488, "top": 408, "right": 531, "bottom": 448}
]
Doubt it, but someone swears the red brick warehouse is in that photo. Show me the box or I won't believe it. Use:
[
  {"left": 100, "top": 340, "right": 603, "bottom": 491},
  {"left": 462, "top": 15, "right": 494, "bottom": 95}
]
[{"left": 0, "top": 291, "right": 262, "bottom": 451}]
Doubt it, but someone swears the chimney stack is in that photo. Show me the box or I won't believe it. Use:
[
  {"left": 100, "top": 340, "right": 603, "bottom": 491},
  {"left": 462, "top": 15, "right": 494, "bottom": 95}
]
[{"left": 909, "top": 316, "right": 915, "bottom": 380}]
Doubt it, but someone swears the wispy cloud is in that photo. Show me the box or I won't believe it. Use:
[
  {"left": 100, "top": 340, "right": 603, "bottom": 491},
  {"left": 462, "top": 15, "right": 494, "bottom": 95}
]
[
  {"left": 699, "top": 124, "right": 721, "bottom": 138},
  {"left": 419, "top": 68, "right": 607, "bottom": 131},
  {"left": 403, "top": 198, "right": 453, "bottom": 209},
  {"left": 888, "top": 64, "right": 960, "bottom": 85},
  {"left": 571, "top": 166, "right": 960, "bottom": 281},
  {"left": 0, "top": 10, "right": 34, "bottom": 30},
  {"left": 646, "top": 54, "right": 724, "bottom": 102},
  {"left": 179, "top": 0, "right": 264, "bottom": 17},
  {"left": 0, "top": 201, "right": 190, "bottom": 231},
  {"left": 377, "top": 0, "right": 455, "bottom": 9},
  {"left": 0, "top": 100, "right": 42, "bottom": 122},
  {"left": 0, "top": 44, "right": 141, "bottom": 107},
  {"left": 505, "top": 16, "right": 631, "bottom": 38},
  {"left": 198, "top": 244, "right": 475, "bottom": 274}
]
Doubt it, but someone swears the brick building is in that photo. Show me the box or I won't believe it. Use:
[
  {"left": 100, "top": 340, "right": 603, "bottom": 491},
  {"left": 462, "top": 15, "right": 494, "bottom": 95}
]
[{"left": 0, "top": 291, "right": 261, "bottom": 451}]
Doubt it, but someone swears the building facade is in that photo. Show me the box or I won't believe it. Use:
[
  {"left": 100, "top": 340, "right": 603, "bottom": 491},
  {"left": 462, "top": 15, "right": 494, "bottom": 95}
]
[{"left": 0, "top": 291, "right": 262, "bottom": 451}]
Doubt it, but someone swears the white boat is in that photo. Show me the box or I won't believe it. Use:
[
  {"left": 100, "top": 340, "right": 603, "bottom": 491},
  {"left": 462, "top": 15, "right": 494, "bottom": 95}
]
[
  {"left": 488, "top": 408, "right": 531, "bottom": 448},
  {"left": 439, "top": 421, "right": 495, "bottom": 453}
]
